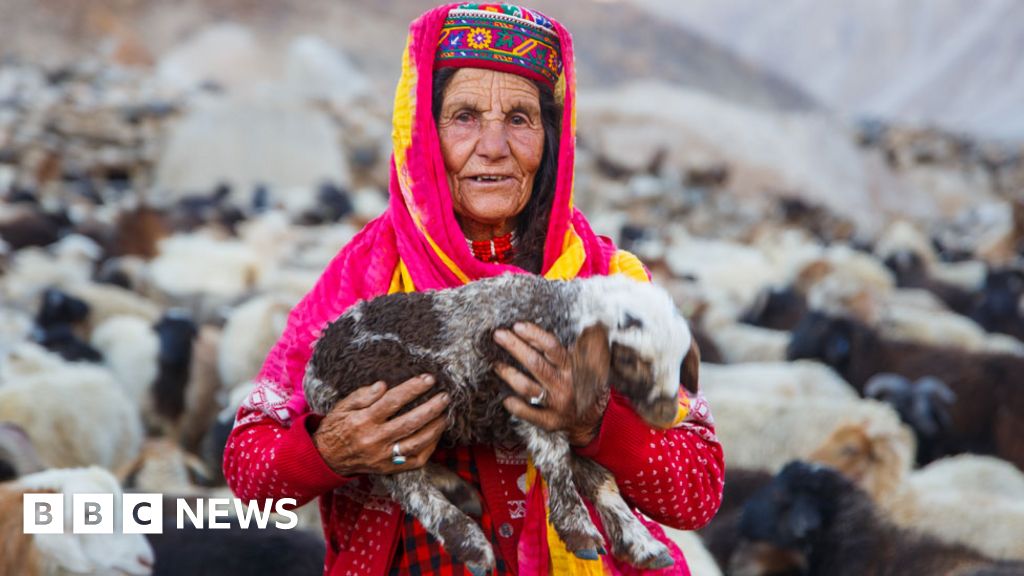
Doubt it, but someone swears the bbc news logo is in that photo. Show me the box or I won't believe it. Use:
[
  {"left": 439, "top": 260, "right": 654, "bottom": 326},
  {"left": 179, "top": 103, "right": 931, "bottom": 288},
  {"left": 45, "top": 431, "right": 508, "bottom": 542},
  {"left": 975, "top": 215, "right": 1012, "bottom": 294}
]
[{"left": 23, "top": 494, "right": 299, "bottom": 534}]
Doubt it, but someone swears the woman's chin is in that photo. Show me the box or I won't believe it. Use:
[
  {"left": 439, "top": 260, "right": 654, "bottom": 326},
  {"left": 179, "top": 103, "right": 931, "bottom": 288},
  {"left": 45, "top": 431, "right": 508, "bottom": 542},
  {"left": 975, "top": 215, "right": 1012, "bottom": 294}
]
[{"left": 460, "top": 208, "right": 520, "bottom": 229}]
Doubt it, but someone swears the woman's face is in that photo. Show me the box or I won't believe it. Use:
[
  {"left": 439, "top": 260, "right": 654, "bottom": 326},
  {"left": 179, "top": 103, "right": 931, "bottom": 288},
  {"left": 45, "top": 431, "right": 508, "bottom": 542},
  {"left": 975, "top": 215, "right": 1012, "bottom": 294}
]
[{"left": 437, "top": 68, "right": 545, "bottom": 238}]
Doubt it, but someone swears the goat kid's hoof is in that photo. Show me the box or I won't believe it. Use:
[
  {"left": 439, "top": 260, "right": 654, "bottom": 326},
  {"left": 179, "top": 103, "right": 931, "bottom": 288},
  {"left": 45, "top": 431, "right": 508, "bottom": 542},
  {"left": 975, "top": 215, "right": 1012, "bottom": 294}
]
[
  {"left": 556, "top": 515, "right": 605, "bottom": 558},
  {"left": 615, "top": 538, "right": 674, "bottom": 570},
  {"left": 648, "top": 550, "right": 675, "bottom": 569},
  {"left": 448, "top": 532, "right": 495, "bottom": 569},
  {"left": 452, "top": 546, "right": 495, "bottom": 575},
  {"left": 560, "top": 531, "right": 605, "bottom": 559}
]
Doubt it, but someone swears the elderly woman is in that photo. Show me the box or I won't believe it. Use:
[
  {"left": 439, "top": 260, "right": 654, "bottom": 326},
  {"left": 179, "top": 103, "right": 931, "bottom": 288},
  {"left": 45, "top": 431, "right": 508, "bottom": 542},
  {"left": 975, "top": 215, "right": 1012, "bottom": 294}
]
[{"left": 223, "top": 3, "right": 724, "bottom": 575}]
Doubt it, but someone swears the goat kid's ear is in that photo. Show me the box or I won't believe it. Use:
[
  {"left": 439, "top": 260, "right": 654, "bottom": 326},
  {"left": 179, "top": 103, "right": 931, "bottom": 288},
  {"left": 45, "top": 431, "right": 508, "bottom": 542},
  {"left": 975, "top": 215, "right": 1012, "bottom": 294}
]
[
  {"left": 681, "top": 337, "right": 700, "bottom": 395},
  {"left": 570, "top": 323, "right": 611, "bottom": 421}
]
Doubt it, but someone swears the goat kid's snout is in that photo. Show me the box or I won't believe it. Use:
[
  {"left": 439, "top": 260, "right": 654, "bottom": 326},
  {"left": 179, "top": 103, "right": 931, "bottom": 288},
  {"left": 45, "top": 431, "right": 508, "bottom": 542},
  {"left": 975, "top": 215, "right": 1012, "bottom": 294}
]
[{"left": 640, "top": 394, "right": 682, "bottom": 429}]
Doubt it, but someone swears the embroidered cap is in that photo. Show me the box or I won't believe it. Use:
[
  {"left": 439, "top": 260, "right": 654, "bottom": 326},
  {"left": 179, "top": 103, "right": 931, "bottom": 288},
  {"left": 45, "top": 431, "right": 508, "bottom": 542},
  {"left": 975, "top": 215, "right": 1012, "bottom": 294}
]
[{"left": 435, "top": 3, "right": 562, "bottom": 88}]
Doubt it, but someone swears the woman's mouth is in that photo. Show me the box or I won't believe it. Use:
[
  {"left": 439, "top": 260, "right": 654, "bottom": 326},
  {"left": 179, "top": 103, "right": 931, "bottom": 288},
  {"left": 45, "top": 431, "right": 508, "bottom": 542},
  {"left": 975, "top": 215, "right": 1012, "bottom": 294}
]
[{"left": 470, "top": 175, "right": 511, "bottom": 182}]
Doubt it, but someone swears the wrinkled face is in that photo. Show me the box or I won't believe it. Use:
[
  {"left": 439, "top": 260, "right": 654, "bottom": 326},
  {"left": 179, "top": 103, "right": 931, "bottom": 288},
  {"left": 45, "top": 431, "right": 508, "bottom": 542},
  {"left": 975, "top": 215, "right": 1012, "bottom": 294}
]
[{"left": 437, "top": 68, "right": 544, "bottom": 236}]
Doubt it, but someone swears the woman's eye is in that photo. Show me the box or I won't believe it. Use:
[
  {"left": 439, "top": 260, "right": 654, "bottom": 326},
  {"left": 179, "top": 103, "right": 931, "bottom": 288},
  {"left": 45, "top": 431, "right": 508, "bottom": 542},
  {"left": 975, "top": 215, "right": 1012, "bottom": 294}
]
[
  {"left": 510, "top": 114, "right": 529, "bottom": 126},
  {"left": 454, "top": 111, "right": 475, "bottom": 123}
]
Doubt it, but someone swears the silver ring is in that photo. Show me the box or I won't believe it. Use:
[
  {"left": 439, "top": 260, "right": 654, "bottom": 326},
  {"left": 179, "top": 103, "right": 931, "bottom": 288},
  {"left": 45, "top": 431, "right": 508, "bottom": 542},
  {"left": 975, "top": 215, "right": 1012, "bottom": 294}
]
[
  {"left": 529, "top": 388, "right": 547, "bottom": 407},
  {"left": 391, "top": 443, "right": 406, "bottom": 466}
]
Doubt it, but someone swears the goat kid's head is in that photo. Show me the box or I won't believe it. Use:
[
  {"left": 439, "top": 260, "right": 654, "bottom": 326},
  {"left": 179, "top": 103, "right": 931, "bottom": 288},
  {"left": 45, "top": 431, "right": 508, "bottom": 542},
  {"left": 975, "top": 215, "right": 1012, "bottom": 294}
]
[{"left": 578, "top": 276, "right": 698, "bottom": 429}]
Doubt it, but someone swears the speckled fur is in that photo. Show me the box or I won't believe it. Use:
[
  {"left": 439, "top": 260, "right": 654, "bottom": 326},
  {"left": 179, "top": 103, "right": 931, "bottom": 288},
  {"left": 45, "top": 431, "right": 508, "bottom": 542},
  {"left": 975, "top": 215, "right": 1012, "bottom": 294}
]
[{"left": 304, "top": 273, "right": 694, "bottom": 569}]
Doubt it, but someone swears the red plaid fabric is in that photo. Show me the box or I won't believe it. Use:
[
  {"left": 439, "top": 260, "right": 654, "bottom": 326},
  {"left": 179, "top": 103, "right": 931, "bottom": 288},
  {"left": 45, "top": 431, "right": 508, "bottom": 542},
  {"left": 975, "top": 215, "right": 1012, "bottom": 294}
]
[{"left": 389, "top": 446, "right": 517, "bottom": 575}]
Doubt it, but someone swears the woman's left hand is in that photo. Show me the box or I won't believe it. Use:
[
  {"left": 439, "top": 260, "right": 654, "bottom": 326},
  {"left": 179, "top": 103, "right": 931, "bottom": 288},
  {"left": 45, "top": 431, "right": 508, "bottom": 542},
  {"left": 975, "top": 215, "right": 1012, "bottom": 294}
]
[{"left": 494, "top": 322, "right": 608, "bottom": 446}]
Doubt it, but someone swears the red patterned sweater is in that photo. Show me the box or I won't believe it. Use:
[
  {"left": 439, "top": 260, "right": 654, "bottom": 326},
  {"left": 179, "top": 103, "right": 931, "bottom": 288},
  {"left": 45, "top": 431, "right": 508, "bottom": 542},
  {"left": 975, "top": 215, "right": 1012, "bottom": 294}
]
[{"left": 224, "top": 379, "right": 724, "bottom": 575}]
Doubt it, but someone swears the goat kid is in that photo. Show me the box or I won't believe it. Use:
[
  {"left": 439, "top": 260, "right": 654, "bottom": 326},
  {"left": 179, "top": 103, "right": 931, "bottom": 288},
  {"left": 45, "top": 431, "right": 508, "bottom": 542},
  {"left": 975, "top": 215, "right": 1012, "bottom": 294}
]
[{"left": 304, "top": 273, "right": 699, "bottom": 573}]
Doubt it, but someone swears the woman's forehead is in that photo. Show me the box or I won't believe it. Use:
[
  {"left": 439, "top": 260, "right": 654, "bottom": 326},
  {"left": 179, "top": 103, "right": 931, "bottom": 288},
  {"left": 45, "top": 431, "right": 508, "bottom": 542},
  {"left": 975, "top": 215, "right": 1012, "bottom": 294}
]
[{"left": 441, "top": 69, "right": 540, "bottom": 109}]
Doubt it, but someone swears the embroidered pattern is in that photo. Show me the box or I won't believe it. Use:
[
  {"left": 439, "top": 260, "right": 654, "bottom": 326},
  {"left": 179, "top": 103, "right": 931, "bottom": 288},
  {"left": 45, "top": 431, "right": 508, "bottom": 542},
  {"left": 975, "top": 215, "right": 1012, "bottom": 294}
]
[
  {"left": 436, "top": 4, "right": 562, "bottom": 87},
  {"left": 236, "top": 378, "right": 294, "bottom": 427},
  {"left": 467, "top": 27, "right": 493, "bottom": 49}
]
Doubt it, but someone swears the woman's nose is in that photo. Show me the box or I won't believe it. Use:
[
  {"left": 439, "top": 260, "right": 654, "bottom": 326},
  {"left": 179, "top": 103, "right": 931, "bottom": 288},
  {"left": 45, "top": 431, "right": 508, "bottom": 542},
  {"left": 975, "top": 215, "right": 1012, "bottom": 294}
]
[{"left": 475, "top": 120, "right": 511, "bottom": 159}]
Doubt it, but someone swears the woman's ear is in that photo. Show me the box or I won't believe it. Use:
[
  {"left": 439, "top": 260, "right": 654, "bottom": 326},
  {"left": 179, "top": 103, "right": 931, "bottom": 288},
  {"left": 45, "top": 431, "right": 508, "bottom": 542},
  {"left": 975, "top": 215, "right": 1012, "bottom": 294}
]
[
  {"left": 570, "top": 323, "right": 610, "bottom": 421},
  {"left": 681, "top": 337, "right": 700, "bottom": 395}
]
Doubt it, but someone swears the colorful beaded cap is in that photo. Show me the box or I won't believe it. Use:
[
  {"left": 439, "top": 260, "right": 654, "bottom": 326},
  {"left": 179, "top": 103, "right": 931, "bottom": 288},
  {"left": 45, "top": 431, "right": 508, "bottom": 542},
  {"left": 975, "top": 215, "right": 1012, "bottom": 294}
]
[{"left": 435, "top": 3, "right": 562, "bottom": 88}]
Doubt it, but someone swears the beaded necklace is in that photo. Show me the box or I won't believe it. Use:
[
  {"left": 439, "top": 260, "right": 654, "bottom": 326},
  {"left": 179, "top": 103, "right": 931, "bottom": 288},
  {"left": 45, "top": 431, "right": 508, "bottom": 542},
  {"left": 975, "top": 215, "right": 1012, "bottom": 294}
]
[{"left": 467, "top": 230, "right": 517, "bottom": 264}]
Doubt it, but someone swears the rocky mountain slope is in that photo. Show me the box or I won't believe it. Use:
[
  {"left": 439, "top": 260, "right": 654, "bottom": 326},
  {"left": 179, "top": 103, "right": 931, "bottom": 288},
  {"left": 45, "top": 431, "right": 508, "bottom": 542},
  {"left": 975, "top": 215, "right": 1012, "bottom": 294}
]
[{"left": 630, "top": 0, "right": 1024, "bottom": 140}]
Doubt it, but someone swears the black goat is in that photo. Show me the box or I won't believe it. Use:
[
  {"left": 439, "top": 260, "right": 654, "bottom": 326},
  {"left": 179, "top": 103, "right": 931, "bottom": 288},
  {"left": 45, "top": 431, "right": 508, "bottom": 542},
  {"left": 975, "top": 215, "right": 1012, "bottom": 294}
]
[
  {"left": 788, "top": 311, "right": 1024, "bottom": 469},
  {"left": 884, "top": 253, "right": 1024, "bottom": 341},
  {"left": 741, "top": 286, "right": 809, "bottom": 331},
  {"left": 969, "top": 268, "right": 1024, "bottom": 341},
  {"left": 147, "top": 518, "right": 324, "bottom": 576},
  {"left": 36, "top": 287, "right": 89, "bottom": 327},
  {"left": 296, "top": 181, "right": 354, "bottom": 225},
  {"left": 739, "top": 462, "right": 1024, "bottom": 576},
  {"left": 152, "top": 313, "right": 199, "bottom": 425},
  {"left": 697, "top": 468, "right": 776, "bottom": 573},
  {"left": 865, "top": 374, "right": 956, "bottom": 463},
  {"left": 882, "top": 251, "right": 975, "bottom": 314},
  {"left": 32, "top": 288, "right": 101, "bottom": 362}
]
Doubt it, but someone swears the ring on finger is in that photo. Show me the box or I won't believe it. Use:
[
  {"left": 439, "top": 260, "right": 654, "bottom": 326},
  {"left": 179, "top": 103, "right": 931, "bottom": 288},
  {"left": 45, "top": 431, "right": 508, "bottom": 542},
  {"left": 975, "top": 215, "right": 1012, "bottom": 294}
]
[
  {"left": 528, "top": 388, "right": 547, "bottom": 407},
  {"left": 391, "top": 442, "right": 407, "bottom": 466}
]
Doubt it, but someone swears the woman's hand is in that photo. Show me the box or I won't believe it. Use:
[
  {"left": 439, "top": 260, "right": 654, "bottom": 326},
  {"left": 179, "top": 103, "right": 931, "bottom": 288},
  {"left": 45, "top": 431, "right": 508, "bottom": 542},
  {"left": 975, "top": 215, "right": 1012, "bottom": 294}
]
[
  {"left": 311, "top": 375, "right": 450, "bottom": 476},
  {"left": 494, "top": 322, "right": 610, "bottom": 447}
]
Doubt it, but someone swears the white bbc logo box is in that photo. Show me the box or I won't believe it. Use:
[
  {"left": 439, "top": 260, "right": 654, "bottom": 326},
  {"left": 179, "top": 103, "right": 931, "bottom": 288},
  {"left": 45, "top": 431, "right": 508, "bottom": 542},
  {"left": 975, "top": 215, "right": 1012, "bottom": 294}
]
[
  {"left": 24, "top": 493, "right": 163, "bottom": 534},
  {"left": 24, "top": 494, "right": 297, "bottom": 534}
]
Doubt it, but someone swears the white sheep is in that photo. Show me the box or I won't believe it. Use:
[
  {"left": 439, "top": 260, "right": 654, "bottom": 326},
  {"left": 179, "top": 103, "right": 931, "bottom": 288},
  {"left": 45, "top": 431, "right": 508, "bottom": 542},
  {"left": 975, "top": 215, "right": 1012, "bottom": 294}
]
[
  {"left": 0, "top": 304, "right": 33, "bottom": 353},
  {"left": 119, "top": 438, "right": 209, "bottom": 495},
  {"left": 0, "top": 343, "right": 143, "bottom": 471},
  {"left": 0, "top": 466, "right": 154, "bottom": 575},
  {"left": 664, "top": 233, "right": 781, "bottom": 318},
  {"left": 149, "top": 232, "right": 263, "bottom": 301},
  {"left": 810, "top": 422, "right": 1024, "bottom": 561},
  {"left": 0, "top": 237, "right": 99, "bottom": 309},
  {"left": 703, "top": 323, "right": 790, "bottom": 363},
  {"left": 705, "top": 390, "right": 912, "bottom": 473},
  {"left": 65, "top": 282, "right": 162, "bottom": 336},
  {"left": 0, "top": 422, "right": 45, "bottom": 480},
  {"left": 90, "top": 315, "right": 161, "bottom": 408},
  {"left": 874, "top": 219, "right": 986, "bottom": 292},
  {"left": 701, "top": 360, "right": 856, "bottom": 401},
  {"left": 660, "top": 527, "right": 723, "bottom": 576},
  {"left": 878, "top": 455, "right": 1024, "bottom": 561},
  {"left": 217, "top": 294, "right": 292, "bottom": 389}
]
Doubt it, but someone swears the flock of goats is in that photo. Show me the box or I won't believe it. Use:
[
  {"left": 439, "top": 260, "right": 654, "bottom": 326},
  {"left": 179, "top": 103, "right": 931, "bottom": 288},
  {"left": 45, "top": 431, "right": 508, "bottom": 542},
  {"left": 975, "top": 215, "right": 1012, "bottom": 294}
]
[{"left": 2, "top": 55, "right": 1024, "bottom": 576}]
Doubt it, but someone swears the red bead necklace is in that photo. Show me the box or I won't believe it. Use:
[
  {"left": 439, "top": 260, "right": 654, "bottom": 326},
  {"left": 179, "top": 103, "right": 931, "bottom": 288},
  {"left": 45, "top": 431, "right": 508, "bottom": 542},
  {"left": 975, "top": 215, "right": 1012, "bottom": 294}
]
[{"left": 468, "top": 230, "right": 517, "bottom": 264}]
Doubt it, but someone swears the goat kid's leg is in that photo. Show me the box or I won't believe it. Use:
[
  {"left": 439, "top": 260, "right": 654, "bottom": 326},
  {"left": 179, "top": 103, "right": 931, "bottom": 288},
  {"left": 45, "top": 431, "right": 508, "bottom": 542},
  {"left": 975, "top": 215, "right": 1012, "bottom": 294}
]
[
  {"left": 378, "top": 469, "right": 494, "bottom": 574},
  {"left": 571, "top": 456, "right": 674, "bottom": 569},
  {"left": 518, "top": 422, "right": 604, "bottom": 559},
  {"left": 425, "top": 463, "right": 483, "bottom": 518}
]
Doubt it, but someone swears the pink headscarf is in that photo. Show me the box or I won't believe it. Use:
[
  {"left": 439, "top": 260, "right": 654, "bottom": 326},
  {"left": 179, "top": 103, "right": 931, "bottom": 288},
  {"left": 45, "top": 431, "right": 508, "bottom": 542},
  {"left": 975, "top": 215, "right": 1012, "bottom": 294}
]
[{"left": 345, "top": 3, "right": 616, "bottom": 296}]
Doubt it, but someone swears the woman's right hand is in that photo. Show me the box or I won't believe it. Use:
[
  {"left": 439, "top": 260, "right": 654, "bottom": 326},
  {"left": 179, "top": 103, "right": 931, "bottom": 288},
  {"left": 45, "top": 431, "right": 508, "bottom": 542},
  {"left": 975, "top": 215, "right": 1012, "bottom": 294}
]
[{"left": 311, "top": 374, "right": 450, "bottom": 476}]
